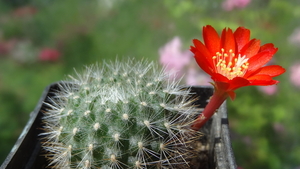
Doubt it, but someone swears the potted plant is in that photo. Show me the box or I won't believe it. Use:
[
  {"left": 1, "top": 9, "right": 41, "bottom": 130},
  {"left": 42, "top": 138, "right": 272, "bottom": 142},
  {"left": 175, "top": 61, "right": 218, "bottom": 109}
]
[{"left": 1, "top": 59, "right": 237, "bottom": 169}]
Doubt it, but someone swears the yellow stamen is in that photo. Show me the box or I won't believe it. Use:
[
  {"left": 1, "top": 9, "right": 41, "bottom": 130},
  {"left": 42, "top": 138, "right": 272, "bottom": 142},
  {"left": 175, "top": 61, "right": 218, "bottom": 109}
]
[{"left": 211, "top": 49, "right": 249, "bottom": 79}]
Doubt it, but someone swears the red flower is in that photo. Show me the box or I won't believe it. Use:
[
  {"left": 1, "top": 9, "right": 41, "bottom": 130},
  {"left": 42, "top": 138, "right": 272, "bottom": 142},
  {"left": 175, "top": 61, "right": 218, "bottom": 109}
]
[
  {"left": 190, "top": 25, "right": 285, "bottom": 130},
  {"left": 191, "top": 25, "right": 285, "bottom": 99}
]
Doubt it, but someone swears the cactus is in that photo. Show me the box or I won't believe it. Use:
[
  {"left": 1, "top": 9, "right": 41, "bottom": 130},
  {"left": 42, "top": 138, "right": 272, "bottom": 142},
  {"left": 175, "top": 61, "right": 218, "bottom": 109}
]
[{"left": 41, "top": 59, "right": 202, "bottom": 169}]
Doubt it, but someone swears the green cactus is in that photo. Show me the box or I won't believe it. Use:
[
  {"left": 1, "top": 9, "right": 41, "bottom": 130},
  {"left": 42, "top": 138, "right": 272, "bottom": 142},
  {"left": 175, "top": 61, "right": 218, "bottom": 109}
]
[{"left": 41, "top": 59, "right": 202, "bottom": 169}]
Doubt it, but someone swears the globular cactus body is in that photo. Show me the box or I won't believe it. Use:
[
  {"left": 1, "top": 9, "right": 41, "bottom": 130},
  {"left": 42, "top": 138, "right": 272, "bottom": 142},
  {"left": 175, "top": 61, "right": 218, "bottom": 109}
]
[{"left": 41, "top": 59, "right": 201, "bottom": 169}]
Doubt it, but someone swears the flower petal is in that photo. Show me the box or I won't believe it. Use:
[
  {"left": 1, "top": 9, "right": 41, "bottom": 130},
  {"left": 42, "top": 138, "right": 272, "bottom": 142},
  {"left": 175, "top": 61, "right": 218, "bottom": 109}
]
[
  {"left": 227, "top": 91, "right": 236, "bottom": 100},
  {"left": 256, "top": 65, "right": 286, "bottom": 77},
  {"left": 234, "top": 27, "right": 250, "bottom": 51},
  {"left": 229, "top": 77, "right": 250, "bottom": 90},
  {"left": 221, "top": 27, "right": 236, "bottom": 54},
  {"left": 245, "top": 50, "right": 276, "bottom": 75},
  {"left": 247, "top": 74, "right": 272, "bottom": 81},
  {"left": 247, "top": 74, "right": 279, "bottom": 86},
  {"left": 240, "top": 39, "right": 261, "bottom": 58},
  {"left": 203, "top": 25, "right": 221, "bottom": 55},
  {"left": 191, "top": 39, "right": 214, "bottom": 75},
  {"left": 259, "top": 43, "right": 278, "bottom": 53},
  {"left": 211, "top": 73, "right": 229, "bottom": 83},
  {"left": 213, "top": 77, "right": 248, "bottom": 100},
  {"left": 250, "top": 79, "right": 279, "bottom": 86}
]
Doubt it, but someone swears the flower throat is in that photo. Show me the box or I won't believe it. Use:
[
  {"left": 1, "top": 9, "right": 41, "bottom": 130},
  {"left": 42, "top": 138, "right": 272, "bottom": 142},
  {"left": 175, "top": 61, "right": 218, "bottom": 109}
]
[{"left": 212, "top": 48, "right": 249, "bottom": 79}]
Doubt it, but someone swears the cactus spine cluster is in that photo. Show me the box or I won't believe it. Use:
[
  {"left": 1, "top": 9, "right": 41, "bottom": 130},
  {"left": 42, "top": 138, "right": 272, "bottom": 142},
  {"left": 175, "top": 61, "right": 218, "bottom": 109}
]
[{"left": 41, "top": 59, "right": 202, "bottom": 169}]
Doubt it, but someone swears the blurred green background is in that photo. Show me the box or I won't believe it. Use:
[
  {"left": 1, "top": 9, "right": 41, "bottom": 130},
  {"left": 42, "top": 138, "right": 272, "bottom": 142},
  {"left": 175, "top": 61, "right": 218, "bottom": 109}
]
[{"left": 0, "top": 0, "right": 299, "bottom": 168}]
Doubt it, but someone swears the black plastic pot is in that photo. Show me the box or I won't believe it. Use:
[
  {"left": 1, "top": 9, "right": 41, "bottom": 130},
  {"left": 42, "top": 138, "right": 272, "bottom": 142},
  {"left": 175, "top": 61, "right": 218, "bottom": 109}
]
[{"left": 1, "top": 83, "right": 237, "bottom": 169}]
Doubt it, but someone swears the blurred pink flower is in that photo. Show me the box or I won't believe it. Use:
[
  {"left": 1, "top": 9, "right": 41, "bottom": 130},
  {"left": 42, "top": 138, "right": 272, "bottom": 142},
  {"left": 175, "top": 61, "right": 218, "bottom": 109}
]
[
  {"left": 290, "top": 62, "right": 300, "bottom": 87},
  {"left": 159, "top": 37, "right": 192, "bottom": 78},
  {"left": 288, "top": 28, "right": 300, "bottom": 45},
  {"left": 222, "top": 0, "right": 251, "bottom": 11},
  {"left": 257, "top": 85, "right": 277, "bottom": 95},
  {"left": 38, "top": 48, "right": 61, "bottom": 62},
  {"left": 186, "top": 67, "right": 211, "bottom": 86}
]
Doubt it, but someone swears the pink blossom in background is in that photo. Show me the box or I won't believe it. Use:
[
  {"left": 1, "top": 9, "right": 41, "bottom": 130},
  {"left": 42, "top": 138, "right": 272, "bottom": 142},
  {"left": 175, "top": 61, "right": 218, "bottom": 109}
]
[
  {"left": 288, "top": 28, "right": 300, "bottom": 45},
  {"left": 159, "top": 37, "right": 192, "bottom": 78},
  {"left": 290, "top": 62, "right": 300, "bottom": 87},
  {"left": 222, "top": 0, "right": 251, "bottom": 11},
  {"left": 257, "top": 85, "right": 277, "bottom": 95},
  {"left": 185, "top": 66, "right": 211, "bottom": 86},
  {"left": 38, "top": 48, "right": 61, "bottom": 62}
]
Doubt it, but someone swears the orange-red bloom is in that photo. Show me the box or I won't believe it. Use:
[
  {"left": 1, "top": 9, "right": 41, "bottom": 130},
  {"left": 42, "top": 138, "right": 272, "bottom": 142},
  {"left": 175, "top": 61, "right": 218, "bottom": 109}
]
[
  {"left": 190, "top": 25, "right": 285, "bottom": 100},
  {"left": 190, "top": 25, "right": 285, "bottom": 130}
]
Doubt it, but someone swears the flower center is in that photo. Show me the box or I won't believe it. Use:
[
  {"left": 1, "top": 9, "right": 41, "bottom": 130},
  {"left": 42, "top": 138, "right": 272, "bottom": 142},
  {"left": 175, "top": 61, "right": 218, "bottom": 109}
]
[{"left": 212, "top": 48, "right": 249, "bottom": 80}]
